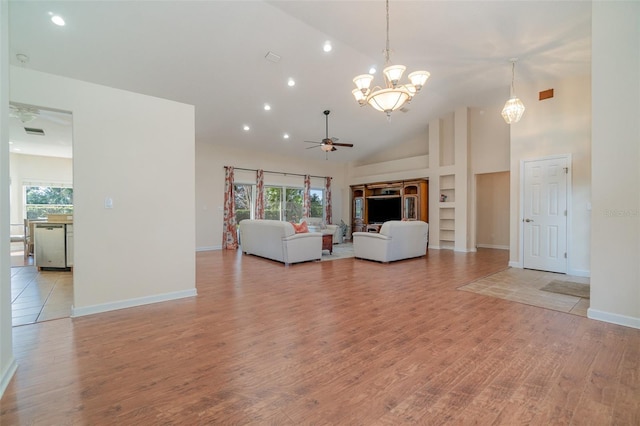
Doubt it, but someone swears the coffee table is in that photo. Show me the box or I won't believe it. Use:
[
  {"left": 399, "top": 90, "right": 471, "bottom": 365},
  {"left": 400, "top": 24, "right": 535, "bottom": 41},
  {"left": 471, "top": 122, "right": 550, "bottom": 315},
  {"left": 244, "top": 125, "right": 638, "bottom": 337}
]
[{"left": 321, "top": 233, "right": 333, "bottom": 254}]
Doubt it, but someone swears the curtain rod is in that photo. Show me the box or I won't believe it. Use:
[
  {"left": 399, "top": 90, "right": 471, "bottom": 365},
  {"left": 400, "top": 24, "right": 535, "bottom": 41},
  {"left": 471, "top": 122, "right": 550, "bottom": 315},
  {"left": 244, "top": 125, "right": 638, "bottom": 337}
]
[{"left": 224, "top": 166, "right": 330, "bottom": 180}]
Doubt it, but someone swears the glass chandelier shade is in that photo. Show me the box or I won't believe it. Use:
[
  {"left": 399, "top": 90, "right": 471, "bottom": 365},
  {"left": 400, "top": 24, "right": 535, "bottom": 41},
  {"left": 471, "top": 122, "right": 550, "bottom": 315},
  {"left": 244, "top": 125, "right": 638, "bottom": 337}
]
[
  {"left": 352, "top": 0, "right": 430, "bottom": 116},
  {"left": 367, "top": 88, "right": 411, "bottom": 113},
  {"left": 501, "top": 96, "right": 526, "bottom": 124},
  {"left": 501, "top": 60, "right": 525, "bottom": 124}
]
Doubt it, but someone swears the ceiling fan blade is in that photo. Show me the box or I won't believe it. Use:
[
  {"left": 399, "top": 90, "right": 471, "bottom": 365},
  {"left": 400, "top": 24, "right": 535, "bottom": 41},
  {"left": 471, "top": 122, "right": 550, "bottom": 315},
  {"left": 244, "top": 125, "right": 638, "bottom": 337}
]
[
  {"left": 306, "top": 145, "right": 318, "bottom": 150},
  {"left": 303, "top": 110, "right": 352, "bottom": 153}
]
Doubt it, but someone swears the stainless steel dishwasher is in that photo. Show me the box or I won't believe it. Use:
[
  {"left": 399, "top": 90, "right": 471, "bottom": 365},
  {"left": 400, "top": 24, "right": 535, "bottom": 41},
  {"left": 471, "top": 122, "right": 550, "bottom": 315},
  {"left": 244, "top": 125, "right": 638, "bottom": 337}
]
[{"left": 35, "top": 223, "right": 67, "bottom": 269}]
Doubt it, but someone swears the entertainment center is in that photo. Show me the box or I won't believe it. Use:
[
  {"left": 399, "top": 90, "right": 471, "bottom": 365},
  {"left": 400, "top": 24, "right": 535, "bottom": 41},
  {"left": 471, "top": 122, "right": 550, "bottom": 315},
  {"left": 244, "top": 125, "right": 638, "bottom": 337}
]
[{"left": 350, "top": 180, "right": 428, "bottom": 234}]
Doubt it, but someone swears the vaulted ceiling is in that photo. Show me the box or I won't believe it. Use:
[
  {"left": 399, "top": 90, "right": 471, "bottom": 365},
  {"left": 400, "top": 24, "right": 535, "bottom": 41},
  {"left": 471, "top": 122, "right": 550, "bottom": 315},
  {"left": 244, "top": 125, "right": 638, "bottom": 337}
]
[{"left": 8, "top": 1, "right": 592, "bottom": 162}]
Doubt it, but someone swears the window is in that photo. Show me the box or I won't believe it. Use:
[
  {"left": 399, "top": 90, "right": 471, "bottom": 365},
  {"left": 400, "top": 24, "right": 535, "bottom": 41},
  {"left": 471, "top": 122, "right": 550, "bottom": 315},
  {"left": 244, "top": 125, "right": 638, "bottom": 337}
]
[
  {"left": 25, "top": 186, "right": 73, "bottom": 220},
  {"left": 310, "top": 189, "right": 324, "bottom": 219},
  {"left": 234, "top": 182, "right": 324, "bottom": 223},
  {"left": 264, "top": 186, "right": 283, "bottom": 220},
  {"left": 234, "top": 183, "right": 254, "bottom": 224},
  {"left": 284, "top": 188, "right": 303, "bottom": 222}
]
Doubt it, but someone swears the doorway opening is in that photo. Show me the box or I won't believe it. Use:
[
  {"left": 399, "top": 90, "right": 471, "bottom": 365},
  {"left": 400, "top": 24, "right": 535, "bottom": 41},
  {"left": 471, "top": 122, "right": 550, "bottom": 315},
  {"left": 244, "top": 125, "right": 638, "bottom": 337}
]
[
  {"left": 8, "top": 103, "right": 74, "bottom": 326},
  {"left": 475, "top": 171, "right": 510, "bottom": 251}
]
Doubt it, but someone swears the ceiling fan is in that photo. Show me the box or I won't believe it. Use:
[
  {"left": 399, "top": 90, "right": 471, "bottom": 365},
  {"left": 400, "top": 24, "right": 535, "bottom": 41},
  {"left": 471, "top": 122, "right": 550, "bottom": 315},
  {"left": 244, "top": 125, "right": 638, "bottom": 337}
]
[
  {"left": 9, "top": 104, "right": 71, "bottom": 125},
  {"left": 304, "top": 110, "right": 354, "bottom": 153}
]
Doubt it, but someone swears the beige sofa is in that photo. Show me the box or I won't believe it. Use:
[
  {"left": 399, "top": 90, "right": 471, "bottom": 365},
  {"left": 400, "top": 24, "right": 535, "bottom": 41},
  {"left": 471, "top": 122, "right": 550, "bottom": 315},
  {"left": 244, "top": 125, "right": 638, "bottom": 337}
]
[
  {"left": 301, "top": 218, "right": 343, "bottom": 244},
  {"left": 239, "top": 219, "right": 322, "bottom": 265},
  {"left": 353, "top": 220, "right": 429, "bottom": 263}
]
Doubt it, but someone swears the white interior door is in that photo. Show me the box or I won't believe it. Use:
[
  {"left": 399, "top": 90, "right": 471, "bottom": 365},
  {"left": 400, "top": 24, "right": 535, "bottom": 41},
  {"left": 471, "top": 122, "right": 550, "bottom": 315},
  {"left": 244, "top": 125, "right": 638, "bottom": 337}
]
[{"left": 522, "top": 157, "right": 568, "bottom": 273}]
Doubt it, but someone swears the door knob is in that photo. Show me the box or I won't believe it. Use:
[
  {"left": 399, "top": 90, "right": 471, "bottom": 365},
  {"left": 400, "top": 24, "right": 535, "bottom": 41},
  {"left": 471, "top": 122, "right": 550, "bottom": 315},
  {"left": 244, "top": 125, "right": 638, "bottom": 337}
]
[{"left": 524, "top": 218, "right": 534, "bottom": 223}]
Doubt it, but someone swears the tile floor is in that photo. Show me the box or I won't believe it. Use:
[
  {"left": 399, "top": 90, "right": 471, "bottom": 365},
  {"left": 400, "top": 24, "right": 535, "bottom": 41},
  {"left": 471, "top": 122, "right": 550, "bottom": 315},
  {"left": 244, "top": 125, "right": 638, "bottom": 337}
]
[
  {"left": 458, "top": 267, "right": 590, "bottom": 317},
  {"left": 10, "top": 243, "right": 73, "bottom": 326}
]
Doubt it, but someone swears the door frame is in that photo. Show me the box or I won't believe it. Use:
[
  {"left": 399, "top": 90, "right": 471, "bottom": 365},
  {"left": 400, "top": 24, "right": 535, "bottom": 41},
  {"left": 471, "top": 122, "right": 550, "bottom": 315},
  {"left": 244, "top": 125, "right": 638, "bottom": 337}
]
[{"left": 519, "top": 154, "right": 572, "bottom": 273}]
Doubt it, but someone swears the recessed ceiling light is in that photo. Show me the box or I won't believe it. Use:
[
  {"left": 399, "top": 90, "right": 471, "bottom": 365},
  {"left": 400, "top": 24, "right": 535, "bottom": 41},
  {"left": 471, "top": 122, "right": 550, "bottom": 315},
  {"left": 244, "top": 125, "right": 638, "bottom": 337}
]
[
  {"left": 50, "top": 14, "right": 65, "bottom": 26},
  {"left": 283, "top": 133, "right": 290, "bottom": 139},
  {"left": 287, "top": 78, "right": 295, "bottom": 87},
  {"left": 323, "top": 41, "right": 332, "bottom": 52},
  {"left": 369, "top": 67, "right": 377, "bottom": 74},
  {"left": 264, "top": 104, "right": 271, "bottom": 111},
  {"left": 243, "top": 125, "right": 250, "bottom": 131}
]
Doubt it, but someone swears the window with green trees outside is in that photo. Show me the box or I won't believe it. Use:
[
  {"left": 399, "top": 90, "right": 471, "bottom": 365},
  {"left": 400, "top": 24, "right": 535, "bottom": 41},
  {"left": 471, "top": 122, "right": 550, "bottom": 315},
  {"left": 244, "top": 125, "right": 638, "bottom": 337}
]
[{"left": 25, "top": 186, "right": 73, "bottom": 220}]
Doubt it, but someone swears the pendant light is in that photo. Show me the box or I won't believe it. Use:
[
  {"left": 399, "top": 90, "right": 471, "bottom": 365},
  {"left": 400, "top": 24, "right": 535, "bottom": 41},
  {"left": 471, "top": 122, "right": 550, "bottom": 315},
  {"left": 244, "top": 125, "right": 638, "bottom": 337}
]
[{"left": 501, "top": 59, "right": 525, "bottom": 124}]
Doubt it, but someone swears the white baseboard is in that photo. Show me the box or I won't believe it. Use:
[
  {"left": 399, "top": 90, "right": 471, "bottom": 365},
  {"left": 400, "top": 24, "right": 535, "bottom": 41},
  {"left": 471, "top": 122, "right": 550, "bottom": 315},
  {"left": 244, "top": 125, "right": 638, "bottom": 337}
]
[
  {"left": 568, "top": 268, "right": 590, "bottom": 277},
  {"left": 477, "top": 244, "right": 509, "bottom": 250},
  {"left": 196, "top": 245, "right": 220, "bottom": 252},
  {"left": 72, "top": 288, "right": 197, "bottom": 318},
  {"left": 506, "top": 262, "right": 590, "bottom": 278},
  {"left": 0, "top": 357, "right": 18, "bottom": 398},
  {"left": 587, "top": 308, "right": 640, "bottom": 330}
]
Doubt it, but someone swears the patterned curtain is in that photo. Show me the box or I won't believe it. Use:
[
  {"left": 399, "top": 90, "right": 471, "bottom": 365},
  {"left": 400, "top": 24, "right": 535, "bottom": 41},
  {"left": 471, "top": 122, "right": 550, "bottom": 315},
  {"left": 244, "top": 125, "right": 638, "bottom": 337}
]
[
  {"left": 302, "top": 174, "right": 311, "bottom": 218},
  {"left": 222, "top": 166, "right": 238, "bottom": 249},
  {"left": 255, "top": 169, "right": 265, "bottom": 219},
  {"left": 325, "top": 176, "right": 332, "bottom": 224}
]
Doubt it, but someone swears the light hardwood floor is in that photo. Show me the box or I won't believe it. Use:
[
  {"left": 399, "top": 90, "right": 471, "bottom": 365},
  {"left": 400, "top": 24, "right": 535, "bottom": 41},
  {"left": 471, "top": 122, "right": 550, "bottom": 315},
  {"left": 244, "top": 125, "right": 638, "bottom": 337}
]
[{"left": 1, "top": 248, "right": 639, "bottom": 424}]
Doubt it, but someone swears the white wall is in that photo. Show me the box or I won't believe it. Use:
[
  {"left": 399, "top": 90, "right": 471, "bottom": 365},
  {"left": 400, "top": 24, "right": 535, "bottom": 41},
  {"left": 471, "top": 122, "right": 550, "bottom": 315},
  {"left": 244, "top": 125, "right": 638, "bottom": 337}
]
[
  {"left": 470, "top": 107, "right": 510, "bottom": 175},
  {"left": 10, "top": 67, "right": 196, "bottom": 315},
  {"left": 195, "top": 141, "right": 348, "bottom": 251},
  {"left": 9, "top": 153, "right": 73, "bottom": 223},
  {"left": 1, "top": 0, "right": 17, "bottom": 399},
  {"left": 589, "top": 2, "right": 640, "bottom": 328},
  {"left": 356, "top": 130, "right": 428, "bottom": 166},
  {"left": 476, "top": 172, "right": 510, "bottom": 249},
  {"left": 509, "top": 75, "right": 592, "bottom": 276},
  {"left": 348, "top": 95, "right": 510, "bottom": 252}
]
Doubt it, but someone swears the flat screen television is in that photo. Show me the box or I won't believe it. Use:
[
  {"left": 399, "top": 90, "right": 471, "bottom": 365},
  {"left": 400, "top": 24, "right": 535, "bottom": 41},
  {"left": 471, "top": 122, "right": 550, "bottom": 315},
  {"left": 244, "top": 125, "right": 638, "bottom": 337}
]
[{"left": 367, "top": 197, "right": 402, "bottom": 223}]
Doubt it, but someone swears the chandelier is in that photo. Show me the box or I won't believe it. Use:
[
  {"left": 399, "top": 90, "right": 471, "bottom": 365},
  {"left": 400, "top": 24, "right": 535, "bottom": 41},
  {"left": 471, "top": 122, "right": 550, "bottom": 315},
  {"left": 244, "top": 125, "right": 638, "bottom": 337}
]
[
  {"left": 501, "top": 59, "right": 525, "bottom": 124},
  {"left": 352, "top": 0, "right": 430, "bottom": 118}
]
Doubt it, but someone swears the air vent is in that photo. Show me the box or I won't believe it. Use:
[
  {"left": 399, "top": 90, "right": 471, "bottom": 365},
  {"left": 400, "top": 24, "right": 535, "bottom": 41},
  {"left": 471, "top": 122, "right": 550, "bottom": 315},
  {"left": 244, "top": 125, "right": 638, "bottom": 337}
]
[
  {"left": 539, "top": 88, "right": 554, "bottom": 101},
  {"left": 265, "top": 51, "right": 281, "bottom": 63},
  {"left": 24, "top": 127, "right": 45, "bottom": 136}
]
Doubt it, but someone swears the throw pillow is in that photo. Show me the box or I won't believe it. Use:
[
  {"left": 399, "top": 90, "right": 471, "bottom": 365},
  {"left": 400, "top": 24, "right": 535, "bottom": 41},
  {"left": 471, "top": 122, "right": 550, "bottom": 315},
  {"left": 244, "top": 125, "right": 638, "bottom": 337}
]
[{"left": 291, "top": 221, "right": 309, "bottom": 233}]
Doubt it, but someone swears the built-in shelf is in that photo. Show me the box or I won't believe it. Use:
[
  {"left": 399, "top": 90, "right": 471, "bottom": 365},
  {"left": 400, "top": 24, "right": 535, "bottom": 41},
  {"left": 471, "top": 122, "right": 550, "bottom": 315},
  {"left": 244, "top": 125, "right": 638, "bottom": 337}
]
[
  {"left": 439, "top": 174, "right": 455, "bottom": 203},
  {"left": 438, "top": 174, "right": 456, "bottom": 250}
]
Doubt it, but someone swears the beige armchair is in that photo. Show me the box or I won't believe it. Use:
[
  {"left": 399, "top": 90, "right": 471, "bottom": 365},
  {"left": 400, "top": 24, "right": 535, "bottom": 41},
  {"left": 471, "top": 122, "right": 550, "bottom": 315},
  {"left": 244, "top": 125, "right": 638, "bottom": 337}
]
[
  {"left": 300, "top": 218, "right": 342, "bottom": 244},
  {"left": 353, "top": 220, "right": 429, "bottom": 263}
]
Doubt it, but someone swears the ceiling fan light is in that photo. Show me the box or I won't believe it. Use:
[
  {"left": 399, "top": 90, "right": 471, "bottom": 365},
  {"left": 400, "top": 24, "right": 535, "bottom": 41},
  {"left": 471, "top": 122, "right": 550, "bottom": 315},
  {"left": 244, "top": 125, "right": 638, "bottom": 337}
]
[
  {"left": 320, "top": 143, "right": 333, "bottom": 152},
  {"left": 9, "top": 106, "right": 39, "bottom": 124},
  {"left": 501, "top": 96, "right": 526, "bottom": 123},
  {"left": 383, "top": 64, "right": 406, "bottom": 87},
  {"left": 367, "top": 88, "right": 410, "bottom": 113},
  {"left": 408, "top": 70, "right": 430, "bottom": 91}
]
